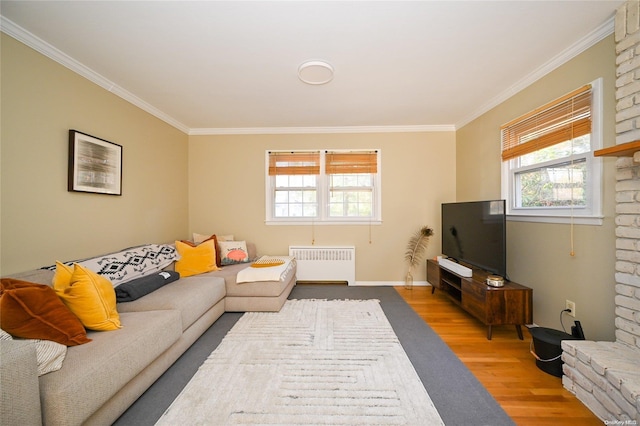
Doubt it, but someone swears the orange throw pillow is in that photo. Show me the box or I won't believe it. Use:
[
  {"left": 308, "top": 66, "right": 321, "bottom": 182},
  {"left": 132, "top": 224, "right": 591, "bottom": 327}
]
[{"left": 0, "top": 278, "right": 91, "bottom": 346}]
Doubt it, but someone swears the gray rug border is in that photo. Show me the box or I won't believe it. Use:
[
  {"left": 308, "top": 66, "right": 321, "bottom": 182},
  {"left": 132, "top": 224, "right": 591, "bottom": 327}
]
[{"left": 115, "top": 285, "right": 514, "bottom": 425}]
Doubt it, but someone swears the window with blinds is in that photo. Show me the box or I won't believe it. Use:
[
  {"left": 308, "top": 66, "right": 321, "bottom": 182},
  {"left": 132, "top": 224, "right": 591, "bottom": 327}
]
[
  {"left": 500, "top": 79, "right": 603, "bottom": 224},
  {"left": 266, "top": 150, "right": 381, "bottom": 223}
]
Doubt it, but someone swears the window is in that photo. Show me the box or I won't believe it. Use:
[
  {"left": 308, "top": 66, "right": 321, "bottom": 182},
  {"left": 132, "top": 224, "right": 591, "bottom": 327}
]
[
  {"left": 266, "top": 150, "right": 381, "bottom": 224},
  {"left": 500, "top": 79, "right": 603, "bottom": 225}
]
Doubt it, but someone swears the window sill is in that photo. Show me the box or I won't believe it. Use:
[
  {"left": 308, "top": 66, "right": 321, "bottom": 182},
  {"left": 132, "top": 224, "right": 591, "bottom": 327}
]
[
  {"left": 266, "top": 219, "right": 382, "bottom": 226},
  {"left": 507, "top": 214, "right": 603, "bottom": 226}
]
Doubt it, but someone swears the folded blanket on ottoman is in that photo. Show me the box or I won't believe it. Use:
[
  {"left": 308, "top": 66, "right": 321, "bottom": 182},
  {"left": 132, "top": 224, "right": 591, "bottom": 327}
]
[
  {"left": 115, "top": 271, "right": 180, "bottom": 302},
  {"left": 236, "top": 256, "right": 295, "bottom": 284}
]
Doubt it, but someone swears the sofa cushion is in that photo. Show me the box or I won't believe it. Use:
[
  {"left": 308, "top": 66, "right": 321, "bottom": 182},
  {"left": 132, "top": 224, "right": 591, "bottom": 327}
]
[
  {"left": 39, "top": 310, "right": 182, "bottom": 426},
  {"left": 0, "top": 278, "right": 91, "bottom": 346},
  {"left": 54, "top": 264, "right": 121, "bottom": 331},
  {"left": 117, "top": 276, "right": 226, "bottom": 331}
]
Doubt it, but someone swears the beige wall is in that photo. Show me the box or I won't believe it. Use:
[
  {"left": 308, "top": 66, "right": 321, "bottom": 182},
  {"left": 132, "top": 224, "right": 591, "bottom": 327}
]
[
  {"left": 188, "top": 132, "right": 456, "bottom": 283},
  {"left": 3, "top": 29, "right": 617, "bottom": 339},
  {"left": 1, "top": 34, "right": 190, "bottom": 275},
  {"left": 457, "top": 36, "right": 617, "bottom": 341}
]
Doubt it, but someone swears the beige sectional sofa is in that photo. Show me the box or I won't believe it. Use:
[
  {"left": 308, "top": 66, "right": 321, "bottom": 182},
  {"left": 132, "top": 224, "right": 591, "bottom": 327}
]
[{"left": 0, "top": 242, "right": 297, "bottom": 426}]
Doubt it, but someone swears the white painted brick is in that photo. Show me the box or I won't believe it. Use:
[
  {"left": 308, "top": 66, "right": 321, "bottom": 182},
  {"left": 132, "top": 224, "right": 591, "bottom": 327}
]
[
  {"left": 617, "top": 329, "right": 637, "bottom": 346},
  {"left": 594, "top": 385, "right": 629, "bottom": 418},
  {"left": 618, "top": 283, "right": 639, "bottom": 297},
  {"left": 566, "top": 362, "right": 593, "bottom": 389},
  {"left": 616, "top": 272, "right": 640, "bottom": 287},
  {"left": 616, "top": 294, "right": 640, "bottom": 313},
  {"left": 618, "top": 168, "right": 636, "bottom": 181},
  {"left": 617, "top": 237, "right": 638, "bottom": 249},
  {"left": 562, "top": 374, "right": 576, "bottom": 393},
  {"left": 618, "top": 179, "right": 640, "bottom": 191},
  {"left": 616, "top": 225, "right": 640, "bottom": 238},
  {"left": 617, "top": 4, "right": 629, "bottom": 43},
  {"left": 564, "top": 355, "right": 577, "bottom": 370},
  {"left": 616, "top": 316, "right": 640, "bottom": 338},
  {"left": 609, "top": 369, "right": 640, "bottom": 403},
  {"left": 617, "top": 102, "right": 640, "bottom": 121},
  {"left": 617, "top": 305, "right": 638, "bottom": 322},
  {"left": 628, "top": 0, "right": 640, "bottom": 35},
  {"left": 619, "top": 48, "right": 635, "bottom": 65},
  {"left": 616, "top": 216, "right": 639, "bottom": 227},
  {"left": 618, "top": 71, "right": 636, "bottom": 87},
  {"left": 617, "top": 261, "right": 637, "bottom": 274},
  {"left": 616, "top": 249, "right": 640, "bottom": 263},
  {"left": 618, "top": 119, "right": 636, "bottom": 135},
  {"left": 618, "top": 21, "right": 640, "bottom": 54},
  {"left": 619, "top": 95, "right": 636, "bottom": 111},
  {"left": 607, "top": 378, "right": 639, "bottom": 419},
  {"left": 619, "top": 191, "right": 638, "bottom": 203},
  {"left": 618, "top": 156, "right": 640, "bottom": 168},
  {"left": 577, "top": 384, "right": 610, "bottom": 421},
  {"left": 577, "top": 360, "right": 608, "bottom": 391},
  {"left": 618, "top": 129, "right": 640, "bottom": 145},
  {"left": 618, "top": 59, "right": 640, "bottom": 81}
]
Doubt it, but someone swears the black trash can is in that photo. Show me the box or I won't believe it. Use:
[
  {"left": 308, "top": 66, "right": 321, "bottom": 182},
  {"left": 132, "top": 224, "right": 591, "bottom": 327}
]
[{"left": 529, "top": 327, "right": 580, "bottom": 377}]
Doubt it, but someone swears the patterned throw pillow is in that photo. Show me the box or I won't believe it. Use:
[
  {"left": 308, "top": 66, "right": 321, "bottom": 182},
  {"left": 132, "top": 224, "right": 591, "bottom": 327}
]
[
  {"left": 218, "top": 241, "right": 250, "bottom": 265},
  {"left": 0, "top": 328, "right": 68, "bottom": 376},
  {"left": 48, "top": 244, "right": 178, "bottom": 287}
]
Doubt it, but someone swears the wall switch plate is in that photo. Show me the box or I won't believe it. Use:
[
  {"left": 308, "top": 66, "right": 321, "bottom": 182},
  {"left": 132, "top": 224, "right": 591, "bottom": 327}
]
[{"left": 566, "top": 300, "right": 576, "bottom": 317}]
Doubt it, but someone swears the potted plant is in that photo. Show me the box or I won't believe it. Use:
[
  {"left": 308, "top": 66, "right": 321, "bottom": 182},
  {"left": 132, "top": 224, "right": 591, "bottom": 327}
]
[{"left": 404, "top": 226, "right": 434, "bottom": 289}]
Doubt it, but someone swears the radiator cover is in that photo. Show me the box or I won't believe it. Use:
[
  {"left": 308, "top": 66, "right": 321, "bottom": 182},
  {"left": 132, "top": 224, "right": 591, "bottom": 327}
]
[{"left": 288, "top": 246, "right": 355, "bottom": 286}]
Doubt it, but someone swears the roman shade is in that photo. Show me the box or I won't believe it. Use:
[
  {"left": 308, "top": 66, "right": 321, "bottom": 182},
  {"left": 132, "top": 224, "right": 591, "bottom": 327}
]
[
  {"left": 268, "top": 152, "right": 320, "bottom": 176},
  {"left": 325, "top": 151, "right": 378, "bottom": 174}
]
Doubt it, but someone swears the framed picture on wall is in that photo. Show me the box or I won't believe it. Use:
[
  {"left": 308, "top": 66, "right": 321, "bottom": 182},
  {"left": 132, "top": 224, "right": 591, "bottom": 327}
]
[{"left": 68, "top": 130, "right": 122, "bottom": 195}]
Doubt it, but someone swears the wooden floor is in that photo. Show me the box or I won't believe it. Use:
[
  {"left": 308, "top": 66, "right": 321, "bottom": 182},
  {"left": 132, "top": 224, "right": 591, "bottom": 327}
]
[{"left": 395, "top": 286, "right": 602, "bottom": 426}]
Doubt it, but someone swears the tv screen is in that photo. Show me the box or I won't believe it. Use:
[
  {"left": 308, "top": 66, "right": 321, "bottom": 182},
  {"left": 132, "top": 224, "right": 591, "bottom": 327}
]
[{"left": 441, "top": 200, "right": 506, "bottom": 277}]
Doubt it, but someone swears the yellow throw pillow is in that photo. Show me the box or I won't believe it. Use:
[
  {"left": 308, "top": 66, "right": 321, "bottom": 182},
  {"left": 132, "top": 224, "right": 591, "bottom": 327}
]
[
  {"left": 52, "top": 261, "right": 73, "bottom": 290},
  {"left": 55, "top": 264, "right": 121, "bottom": 331},
  {"left": 175, "top": 239, "right": 220, "bottom": 277}
]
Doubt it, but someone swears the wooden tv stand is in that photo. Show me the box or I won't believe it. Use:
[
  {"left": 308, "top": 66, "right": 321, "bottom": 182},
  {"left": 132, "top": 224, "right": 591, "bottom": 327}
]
[{"left": 427, "top": 259, "right": 533, "bottom": 340}]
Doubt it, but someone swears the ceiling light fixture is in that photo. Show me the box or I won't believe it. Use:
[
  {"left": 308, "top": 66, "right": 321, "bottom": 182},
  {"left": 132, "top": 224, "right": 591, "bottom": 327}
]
[{"left": 298, "top": 60, "right": 334, "bottom": 85}]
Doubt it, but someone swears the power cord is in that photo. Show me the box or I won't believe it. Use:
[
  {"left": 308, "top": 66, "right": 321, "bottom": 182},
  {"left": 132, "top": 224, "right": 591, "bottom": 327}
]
[
  {"left": 530, "top": 308, "right": 574, "bottom": 363},
  {"left": 560, "top": 308, "right": 572, "bottom": 333}
]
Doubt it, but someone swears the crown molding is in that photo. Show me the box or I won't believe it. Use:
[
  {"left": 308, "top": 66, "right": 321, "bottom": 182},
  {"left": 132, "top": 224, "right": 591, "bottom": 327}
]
[
  {"left": 189, "top": 124, "right": 455, "bottom": 135},
  {"left": 1, "top": 16, "right": 191, "bottom": 134},
  {"left": 2, "top": 12, "right": 615, "bottom": 136},
  {"left": 455, "top": 15, "right": 615, "bottom": 130}
]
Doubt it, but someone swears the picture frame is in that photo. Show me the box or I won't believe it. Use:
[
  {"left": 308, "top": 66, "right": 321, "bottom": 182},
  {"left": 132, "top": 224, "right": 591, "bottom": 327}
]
[{"left": 68, "top": 130, "right": 122, "bottom": 195}]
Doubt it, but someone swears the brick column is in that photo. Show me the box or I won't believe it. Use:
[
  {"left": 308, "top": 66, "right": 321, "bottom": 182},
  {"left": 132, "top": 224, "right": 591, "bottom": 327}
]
[{"left": 615, "top": 0, "right": 640, "bottom": 349}]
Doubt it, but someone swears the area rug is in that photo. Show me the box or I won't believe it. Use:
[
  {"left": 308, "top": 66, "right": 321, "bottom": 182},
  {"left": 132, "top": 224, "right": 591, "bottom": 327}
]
[{"left": 155, "top": 299, "right": 444, "bottom": 425}]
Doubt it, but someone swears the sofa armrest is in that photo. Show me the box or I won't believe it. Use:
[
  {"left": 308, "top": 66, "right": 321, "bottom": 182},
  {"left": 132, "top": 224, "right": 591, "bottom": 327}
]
[{"left": 1, "top": 340, "right": 42, "bottom": 425}]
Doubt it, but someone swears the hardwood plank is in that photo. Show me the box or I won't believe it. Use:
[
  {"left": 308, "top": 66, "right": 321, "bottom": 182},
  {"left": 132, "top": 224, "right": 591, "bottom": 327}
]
[{"left": 395, "top": 286, "right": 602, "bottom": 426}]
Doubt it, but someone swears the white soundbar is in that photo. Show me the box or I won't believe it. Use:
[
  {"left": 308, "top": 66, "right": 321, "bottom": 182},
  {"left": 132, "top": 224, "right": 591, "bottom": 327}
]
[{"left": 438, "top": 258, "right": 473, "bottom": 277}]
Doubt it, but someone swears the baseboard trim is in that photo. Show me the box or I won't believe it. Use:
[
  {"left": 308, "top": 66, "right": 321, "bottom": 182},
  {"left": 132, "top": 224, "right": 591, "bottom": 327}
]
[{"left": 353, "top": 281, "right": 431, "bottom": 287}]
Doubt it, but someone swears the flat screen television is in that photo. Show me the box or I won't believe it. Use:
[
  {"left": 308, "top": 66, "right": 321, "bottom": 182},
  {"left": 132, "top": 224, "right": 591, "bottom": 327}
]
[{"left": 441, "top": 200, "right": 507, "bottom": 277}]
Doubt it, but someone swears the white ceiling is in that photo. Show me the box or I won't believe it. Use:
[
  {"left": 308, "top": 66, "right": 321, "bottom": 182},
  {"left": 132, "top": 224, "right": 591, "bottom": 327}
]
[{"left": 0, "top": 1, "right": 624, "bottom": 134}]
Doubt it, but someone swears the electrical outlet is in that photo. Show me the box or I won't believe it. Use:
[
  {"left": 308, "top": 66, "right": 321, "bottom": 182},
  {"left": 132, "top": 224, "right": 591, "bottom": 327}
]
[{"left": 566, "top": 300, "right": 576, "bottom": 317}]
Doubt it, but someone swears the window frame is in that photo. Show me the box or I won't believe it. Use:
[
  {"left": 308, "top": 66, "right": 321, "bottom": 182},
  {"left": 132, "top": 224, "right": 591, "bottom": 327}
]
[
  {"left": 500, "top": 78, "right": 604, "bottom": 225},
  {"left": 265, "top": 149, "right": 382, "bottom": 225}
]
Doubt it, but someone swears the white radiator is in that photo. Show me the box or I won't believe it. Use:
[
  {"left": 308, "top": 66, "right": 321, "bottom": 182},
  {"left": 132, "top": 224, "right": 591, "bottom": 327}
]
[{"left": 288, "top": 246, "right": 356, "bottom": 286}]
